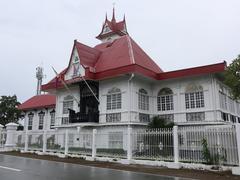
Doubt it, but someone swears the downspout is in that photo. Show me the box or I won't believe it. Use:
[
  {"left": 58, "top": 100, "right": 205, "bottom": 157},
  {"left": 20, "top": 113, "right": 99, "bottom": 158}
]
[{"left": 128, "top": 73, "right": 135, "bottom": 126}]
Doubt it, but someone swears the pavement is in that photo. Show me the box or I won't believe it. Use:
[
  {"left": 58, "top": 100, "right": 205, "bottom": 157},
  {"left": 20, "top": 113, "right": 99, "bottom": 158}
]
[{"left": 0, "top": 154, "right": 191, "bottom": 180}]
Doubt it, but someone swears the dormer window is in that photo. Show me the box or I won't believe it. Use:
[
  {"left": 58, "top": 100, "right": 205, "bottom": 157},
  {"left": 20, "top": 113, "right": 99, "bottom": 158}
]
[
  {"left": 103, "top": 25, "right": 111, "bottom": 34},
  {"left": 72, "top": 56, "right": 80, "bottom": 77}
]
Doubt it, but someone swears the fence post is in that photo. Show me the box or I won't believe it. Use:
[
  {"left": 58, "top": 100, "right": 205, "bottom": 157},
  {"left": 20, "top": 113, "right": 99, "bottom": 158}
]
[
  {"left": 235, "top": 124, "right": 240, "bottom": 166},
  {"left": 0, "top": 124, "right": 3, "bottom": 147},
  {"left": 5, "top": 123, "right": 18, "bottom": 150},
  {"left": 42, "top": 131, "right": 47, "bottom": 153},
  {"left": 127, "top": 127, "right": 132, "bottom": 161},
  {"left": 173, "top": 126, "right": 179, "bottom": 163},
  {"left": 24, "top": 130, "right": 28, "bottom": 152},
  {"left": 64, "top": 129, "right": 69, "bottom": 156},
  {"left": 232, "top": 124, "right": 240, "bottom": 175},
  {"left": 92, "top": 129, "right": 97, "bottom": 158}
]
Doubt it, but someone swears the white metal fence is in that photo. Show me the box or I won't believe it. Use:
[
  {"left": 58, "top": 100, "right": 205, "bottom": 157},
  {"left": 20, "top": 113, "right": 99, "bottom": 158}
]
[
  {"left": 178, "top": 126, "right": 238, "bottom": 165},
  {"left": 4, "top": 124, "right": 240, "bottom": 167},
  {"left": 132, "top": 128, "right": 174, "bottom": 161},
  {"left": 0, "top": 130, "right": 6, "bottom": 148}
]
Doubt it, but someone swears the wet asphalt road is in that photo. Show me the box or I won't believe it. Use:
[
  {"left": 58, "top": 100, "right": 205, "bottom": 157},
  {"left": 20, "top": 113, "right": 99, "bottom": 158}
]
[{"left": 0, "top": 154, "right": 190, "bottom": 180}]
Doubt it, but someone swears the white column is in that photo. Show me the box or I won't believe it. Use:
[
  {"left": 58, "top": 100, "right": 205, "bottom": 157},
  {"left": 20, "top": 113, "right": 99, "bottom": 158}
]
[
  {"left": 0, "top": 124, "right": 3, "bottom": 147},
  {"left": 24, "top": 130, "right": 28, "bottom": 152},
  {"left": 42, "top": 130, "right": 47, "bottom": 153},
  {"left": 127, "top": 127, "right": 132, "bottom": 160},
  {"left": 232, "top": 124, "right": 240, "bottom": 175},
  {"left": 5, "top": 123, "right": 18, "bottom": 148},
  {"left": 173, "top": 126, "right": 179, "bottom": 163},
  {"left": 235, "top": 124, "right": 240, "bottom": 166},
  {"left": 92, "top": 129, "right": 97, "bottom": 158},
  {"left": 64, "top": 129, "right": 69, "bottom": 155}
]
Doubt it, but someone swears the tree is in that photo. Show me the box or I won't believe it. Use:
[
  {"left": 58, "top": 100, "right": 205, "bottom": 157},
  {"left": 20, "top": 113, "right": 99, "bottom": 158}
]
[
  {"left": 0, "top": 95, "right": 22, "bottom": 126},
  {"left": 224, "top": 55, "right": 240, "bottom": 100},
  {"left": 148, "top": 116, "right": 174, "bottom": 129}
]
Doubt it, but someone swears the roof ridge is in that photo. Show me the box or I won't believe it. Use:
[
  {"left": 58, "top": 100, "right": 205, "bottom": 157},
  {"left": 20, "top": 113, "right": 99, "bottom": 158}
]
[{"left": 126, "top": 36, "right": 135, "bottom": 64}]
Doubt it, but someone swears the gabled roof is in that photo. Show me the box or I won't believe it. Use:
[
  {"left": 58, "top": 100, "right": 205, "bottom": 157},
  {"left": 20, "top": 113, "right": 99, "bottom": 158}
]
[
  {"left": 18, "top": 94, "right": 56, "bottom": 111},
  {"left": 94, "top": 35, "right": 163, "bottom": 73},
  {"left": 41, "top": 33, "right": 226, "bottom": 91},
  {"left": 42, "top": 35, "right": 165, "bottom": 90}
]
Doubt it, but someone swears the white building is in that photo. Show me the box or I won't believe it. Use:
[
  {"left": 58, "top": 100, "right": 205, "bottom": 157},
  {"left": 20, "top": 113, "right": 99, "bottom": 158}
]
[{"left": 19, "top": 9, "right": 240, "bottom": 141}]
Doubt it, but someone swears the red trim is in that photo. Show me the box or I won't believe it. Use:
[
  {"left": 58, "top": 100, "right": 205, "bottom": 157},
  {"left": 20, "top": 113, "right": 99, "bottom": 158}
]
[
  {"left": 158, "top": 61, "right": 226, "bottom": 80},
  {"left": 42, "top": 62, "right": 226, "bottom": 91}
]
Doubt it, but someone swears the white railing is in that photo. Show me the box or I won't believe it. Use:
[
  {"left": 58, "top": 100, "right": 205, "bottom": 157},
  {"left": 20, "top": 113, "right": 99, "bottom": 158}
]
[
  {"left": 178, "top": 125, "right": 239, "bottom": 166},
  {"left": 132, "top": 128, "right": 174, "bottom": 161},
  {"left": 4, "top": 124, "right": 240, "bottom": 167},
  {"left": 68, "top": 131, "right": 92, "bottom": 156},
  {"left": 13, "top": 131, "right": 25, "bottom": 150}
]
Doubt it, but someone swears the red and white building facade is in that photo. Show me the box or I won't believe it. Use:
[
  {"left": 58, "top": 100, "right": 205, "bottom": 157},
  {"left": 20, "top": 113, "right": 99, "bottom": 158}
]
[{"left": 19, "top": 10, "right": 240, "bottom": 134}]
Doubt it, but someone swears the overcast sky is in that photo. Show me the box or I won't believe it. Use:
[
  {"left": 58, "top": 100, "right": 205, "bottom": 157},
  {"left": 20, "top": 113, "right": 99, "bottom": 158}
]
[{"left": 0, "top": 0, "right": 240, "bottom": 102}]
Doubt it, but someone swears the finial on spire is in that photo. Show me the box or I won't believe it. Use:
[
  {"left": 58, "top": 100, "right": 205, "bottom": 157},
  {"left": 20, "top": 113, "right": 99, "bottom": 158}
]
[
  {"left": 112, "top": 3, "right": 116, "bottom": 22},
  {"left": 105, "top": 12, "right": 108, "bottom": 21}
]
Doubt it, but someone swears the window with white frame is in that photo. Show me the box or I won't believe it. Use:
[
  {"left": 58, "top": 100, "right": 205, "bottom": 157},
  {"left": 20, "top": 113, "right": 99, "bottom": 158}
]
[
  {"left": 28, "top": 113, "right": 34, "bottom": 130},
  {"left": 236, "top": 103, "right": 240, "bottom": 115},
  {"left": 157, "top": 88, "right": 174, "bottom": 111},
  {"left": 38, "top": 111, "right": 45, "bottom": 130},
  {"left": 138, "top": 89, "right": 149, "bottom": 110},
  {"left": 62, "top": 117, "right": 69, "bottom": 124},
  {"left": 228, "top": 97, "right": 235, "bottom": 113},
  {"left": 186, "top": 112, "right": 205, "bottom": 122},
  {"left": 219, "top": 91, "right": 228, "bottom": 110},
  {"left": 185, "top": 84, "right": 204, "bottom": 109},
  {"left": 106, "top": 113, "right": 121, "bottom": 123},
  {"left": 139, "top": 113, "right": 150, "bottom": 123},
  {"left": 63, "top": 95, "right": 74, "bottom": 114},
  {"left": 230, "top": 115, "right": 236, "bottom": 123},
  {"left": 106, "top": 87, "right": 121, "bottom": 110},
  {"left": 108, "top": 132, "right": 123, "bottom": 149},
  {"left": 50, "top": 110, "right": 55, "bottom": 129},
  {"left": 158, "top": 114, "right": 174, "bottom": 122},
  {"left": 221, "top": 112, "right": 229, "bottom": 121}
]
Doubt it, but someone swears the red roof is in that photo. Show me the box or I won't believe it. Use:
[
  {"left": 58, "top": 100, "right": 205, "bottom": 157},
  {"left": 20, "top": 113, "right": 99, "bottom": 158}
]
[
  {"left": 158, "top": 62, "right": 226, "bottom": 80},
  {"left": 94, "top": 35, "right": 163, "bottom": 73},
  {"left": 42, "top": 33, "right": 226, "bottom": 91},
  {"left": 18, "top": 94, "right": 56, "bottom": 111},
  {"left": 96, "top": 8, "right": 127, "bottom": 40}
]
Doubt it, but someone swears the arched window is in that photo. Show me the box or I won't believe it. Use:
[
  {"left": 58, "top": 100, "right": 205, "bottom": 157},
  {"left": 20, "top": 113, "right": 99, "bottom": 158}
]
[
  {"left": 138, "top": 89, "right": 149, "bottom": 110},
  {"left": 107, "top": 88, "right": 121, "bottom": 110},
  {"left": 38, "top": 111, "right": 45, "bottom": 130},
  {"left": 185, "top": 84, "right": 204, "bottom": 109},
  {"left": 63, "top": 95, "right": 74, "bottom": 114},
  {"left": 157, "top": 88, "right": 174, "bottom": 111},
  {"left": 28, "top": 112, "right": 34, "bottom": 130}
]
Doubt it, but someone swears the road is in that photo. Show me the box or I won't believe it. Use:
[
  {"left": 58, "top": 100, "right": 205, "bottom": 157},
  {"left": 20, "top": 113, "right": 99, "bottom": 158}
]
[{"left": 0, "top": 154, "right": 190, "bottom": 180}]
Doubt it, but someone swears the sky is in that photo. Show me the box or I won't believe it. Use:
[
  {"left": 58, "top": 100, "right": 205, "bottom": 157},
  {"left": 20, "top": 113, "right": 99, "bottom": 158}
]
[{"left": 0, "top": 0, "right": 240, "bottom": 103}]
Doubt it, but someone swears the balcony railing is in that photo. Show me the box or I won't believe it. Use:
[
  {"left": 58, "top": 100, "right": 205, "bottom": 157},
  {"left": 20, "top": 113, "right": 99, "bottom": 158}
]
[{"left": 69, "top": 110, "right": 99, "bottom": 123}]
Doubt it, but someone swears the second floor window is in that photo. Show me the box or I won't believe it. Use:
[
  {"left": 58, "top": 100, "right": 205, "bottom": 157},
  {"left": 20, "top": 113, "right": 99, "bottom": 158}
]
[
  {"left": 63, "top": 95, "right": 74, "bottom": 114},
  {"left": 138, "top": 89, "right": 149, "bottom": 110},
  {"left": 107, "top": 88, "right": 121, "bottom": 110},
  {"left": 185, "top": 84, "right": 204, "bottom": 109},
  {"left": 157, "top": 88, "right": 174, "bottom": 111},
  {"left": 28, "top": 113, "right": 34, "bottom": 130},
  {"left": 50, "top": 110, "right": 55, "bottom": 129},
  {"left": 38, "top": 111, "right": 45, "bottom": 130}
]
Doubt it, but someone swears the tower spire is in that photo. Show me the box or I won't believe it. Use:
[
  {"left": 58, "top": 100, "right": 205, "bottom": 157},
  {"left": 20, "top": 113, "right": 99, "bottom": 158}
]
[{"left": 111, "top": 4, "right": 116, "bottom": 22}]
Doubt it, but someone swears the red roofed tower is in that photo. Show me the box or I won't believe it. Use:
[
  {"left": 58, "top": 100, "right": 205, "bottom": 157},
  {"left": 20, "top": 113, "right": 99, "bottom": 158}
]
[{"left": 96, "top": 8, "right": 128, "bottom": 42}]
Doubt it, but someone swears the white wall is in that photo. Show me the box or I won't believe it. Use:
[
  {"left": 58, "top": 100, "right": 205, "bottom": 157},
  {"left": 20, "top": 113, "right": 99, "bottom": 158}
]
[
  {"left": 23, "top": 107, "right": 55, "bottom": 131},
  {"left": 55, "top": 86, "right": 80, "bottom": 126}
]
